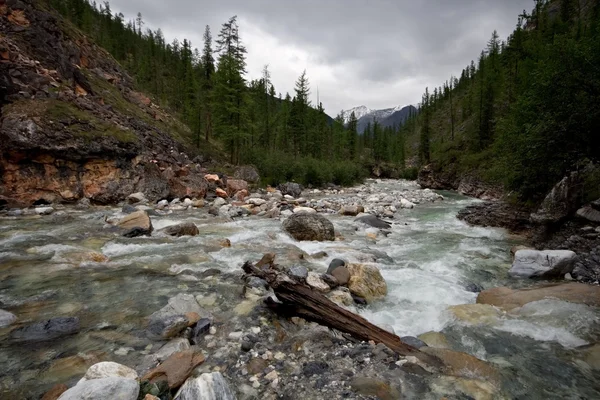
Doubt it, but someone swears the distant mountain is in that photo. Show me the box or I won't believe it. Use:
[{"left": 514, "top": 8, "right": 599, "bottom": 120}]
[{"left": 341, "top": 105, "right": 417, "bottom": 133}]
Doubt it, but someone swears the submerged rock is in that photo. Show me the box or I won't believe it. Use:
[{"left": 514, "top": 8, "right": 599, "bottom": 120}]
[
  {"left": 477, "top": 282, "right": 600, "bottom": 311},
  {"left": 418, "top": 331, "right": 451, "bottom": 349},
  {"left": 0, "top": 309, "right": 17, "bottom": 328},
  {"left": 79, "top": 362, "right": 138, "bottom": 383},
  {"left": 142, "top": 350, "right": 206, "bottom": 389},
  {"left": 160, "top": 222, "right": 199, "bottom": 237},
  {"left": 350, "top": 377, "right": 401, "bottom": 400},
  {"left": 58, "top": 377, "right": 139, "bottom": 400},
  {"left": 174, "top": 372, "right": 236, "bottom": 400},
  {"left": 346, "top": 264, "right": 387, "bottom": 303},
  {"left": 10, "top": 317, "right": 80, "bottom": 343},
  {"left": 355, "top": 214, "right": 391, "bottom": 229},
  {"left": 282, "top": 213, "right": 335, "bottom": 241},
  {"left": 509, "top": 249, "right": 577, "bottom": 278},
  {"left": 421, "top": 347, "right": 500, "bottom": 386},
  {"left": 117, "top": 210, "right": 153, "bottom": 236}
]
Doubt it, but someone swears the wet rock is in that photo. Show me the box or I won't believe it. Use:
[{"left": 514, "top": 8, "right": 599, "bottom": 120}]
[
  {"left": 346, "top": 264, "right": 387, "bottom": 303},
  {"left": 147, "top": 313, "right": 198, "bottom": 339},
  {"left": 122, "top": 227, "right": 151, "bottom": 238},
  {"left": 306, "top": 271, "right": 331, "bottom": 292},
  {"left": 10, "top": 317, "right": 80, "bottom": 343},
  {"left": 122, "top": 204, "right": 137, "bottom": 214},
  {"left": 213, "top": 197, "right": 227, "bottom": 208},
  {"left": 465, "top": 282, "right": 484, "bottom": 293},
  {"left": 509, "top": 249, "right": 577, "bottom": 278},
  {"left": 327, "top": 259, "right": 346, "bottom": 273},
  {"left": 117, "top": 210, "right": 153, "bottom": 236},
  {"left": 174, "top": 372, "right": 236, "bottom": 400},
  {"left": 160, "top": 222, "right": 199, "bottom": 237},
  {"left": 288, "top": 265, "right": 308, "bottom": 281},
  {"left": 400, "top": 198, "right": 415, "bottom": 209},
  {"left": 401, "top": 336, "right": 428, "bottom": 349},
  {"left": 572, "top": 247, "right": 600, "bottom": 283},
  {"left": 457, "top": 201, "right": 531, "bottom": 233},
  {"left": 339, "top": 205, "right": 364, "bottom": 216},
  {"left": 0, "top": 309, "right": 17, "bottom": 327},
  {"left": 43, "top": 353, "right": 104, "bottom": 382},
  {"left": 127, "top": 192, "right": 147, "bottom": 204},
  {"left": 142, "top": 350, "right": 206, "bottom": 389},
  {"left": 303, "top": 360, "right": 328, "bottom": 377},
  {"left": 477, "top": 282, "right": 600, "bottom": 311},
  {"left": 79, "top": 362, "right": 138, "bottom": 383},
  {"left": 41, "top": 384, "right": 68, "bottom": 400},
  {"left": 350, "top": 377, "right": 401, "bottom": 400},
  {"left": 282, "top": 213, "right": 335, "bottom": 241},
  {"left": 278, "top": 182, "right": 303, "bottom": 198},
  {"left": 321, "top": 274, "right": 339, "bottom": 288},
  {"left": 149, "top": 294, "right": 209, "bottom": 322},
  {"left": 581, "top": 344, "right": 600, "bottom": 370},
  {"left": 191, "top": 318, "right": 211, "bottom": 345},
  {"left": 448, "top": 304, "right": 501, "bottom": 325},
  {"left": 153, "top": 338, "right": 191, "bottom": 362},
  {"left": 420, "top": 347, "right": 500, "bottom": 386},
  {"left": 355, "top": 214, "right": 391, "bottom": 229},
  {"left": 329, "top": 261, "right": 350, "bottom": 286},
  {"left": 234, "top": 165, "right": 260, "bottom": 183},
  {"left": 57, "top": 377, "right": 139, "bottom": 400}
]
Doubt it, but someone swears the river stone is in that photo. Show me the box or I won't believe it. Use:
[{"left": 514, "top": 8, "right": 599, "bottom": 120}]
[
  {"left": 127, "top": 192, "right": 147, "bottom": 204},
  {"left": 400, "top": 198, "right": 415, "bottom": 209},
  {"left": 288, "top": 265, "right": 308, "bottom": 281},
  {"left": 328, "top": 289, "right": 354, "bottom": 306},
  {"left": 147, "top": 314, "right": 197, "bottom": 339},
  {"left": 278, "top": 182, "right": 303, "bottom": 198},
  {"left": 41, "top": 384, "right": 68, "bottom": 400},
  {"left": 79, "top": 362, "right": 138, "bottom": 383},
  {"left": 282, "top": 213, "right": 335, "bottom": 241},
  {"left": 354, "top": 214, "right": 391, "bottom": 229},
  {"left": 339, "top": 205, "right": 364, "bottom": 216},
  {"left": 306, "top": 271, "right": 331, "bottom": 292},
  {"left": 149, "top": 294, "right": 209, "bottom": 323},
  {"left": 401, "top": 336, "right": 428, "bottom": 349},
  {"left": 58, "top": 377, "right": 139, "bottom": 400},
  {"left": 160, "top": 222, "right": 199, "bottom": 237},
  {"left": 117, "top": 211, "right": 153, "bottom": 235},
  {"left": 174, "top": 372, "right": 236, "bottom": 400},
  {"left": 154, "top": 338, "right": 191, "bottom": 362},
  {"left": 321, "top": 273, "right": 339, "bottom": 288},
  {"left": 10, "top": 317, "right": 80, "bottom": 343},
  {"left": 226, "top": 179, "right": 249, "bottom": 197},
  {"left": 420, "top": 347, "right": 500, "bottom": 386},
  {"left": 0, "top": 309, "right": 17, "bottom": 327},
  {"left": 122, "top": 204, "right": 137, "bottom": 214},
  {"left": 448, "top": 304, "right": 502, "bottom": 326},
  {"left": 293, "top": 206, "right": 317, "bottom": 214},
  {"left": 35, "top": 206, "right": 55, "bottom": 215},
  {"left": 432, "top": 376, "right": 498, "bottom": 400},
  {"left": 234, "top": 165, "right": 260, "bottom": 183},
  {"left": 346, "top": 264, "right": 387, "bottom": 303},
  {"left": 509, "top": 249, "right": 577, "bottom": 278},
  {"left": 330, "top": 266, "right": 350, "bottom": 286},
  {"left": 142, "top": 350, "right": 206, "bottom": 389},
  {"left": 581, "top": 344, "right": 600, "bottom": 370},
  {"left": 191, "top": 318, "right": 211, "bottom": 344},
  {"left": 327, "top": 259, "right": 346, "bottom": 273},
  {"left": 477, "top": 283, "right": 600, "bottom": 311},
  {"left": 576, "top": 206, "right": 600, "bottom": 223},
  {"left": 350, "top": 377, "right": 401, "bottom": 400}
]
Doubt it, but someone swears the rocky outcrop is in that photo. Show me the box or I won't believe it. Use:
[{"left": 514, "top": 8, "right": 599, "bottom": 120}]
[
  {"left": 456, "top": 201, "right": 532, "bottom": 233},
  {"left": 0, "top": 1, "right": 208, "bottom": 206},
  {"left": 417, "top": 164, "right": 503, "bottom": 200},
  {"left": 509, "top": 249, "right": 577, "bottom": 278},
  {"left": 282, "top": 213, "right": 335, "bottom": 241}
]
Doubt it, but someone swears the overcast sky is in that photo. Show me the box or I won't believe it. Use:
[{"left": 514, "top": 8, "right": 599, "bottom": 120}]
[{"left": 109, "top": 0, "right": 532, "bottom": 115}]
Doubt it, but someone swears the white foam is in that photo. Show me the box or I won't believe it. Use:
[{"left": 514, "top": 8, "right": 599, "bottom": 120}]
[{"left": 495, "top": 319, "right": 588, "bottom": 348}]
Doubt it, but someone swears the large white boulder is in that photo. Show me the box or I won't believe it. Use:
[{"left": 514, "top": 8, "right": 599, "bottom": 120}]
[{"left": 509, "top": 249, "right": 577, "bottom": 279}]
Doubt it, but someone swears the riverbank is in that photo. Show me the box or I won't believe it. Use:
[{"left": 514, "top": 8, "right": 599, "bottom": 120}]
[{"left": 1, "top": 180, "right": 599, "bottom": 399}]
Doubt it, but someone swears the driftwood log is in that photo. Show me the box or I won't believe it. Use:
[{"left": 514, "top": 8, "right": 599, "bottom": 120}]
[{"left": 242, "top": 260, "right": 441, "bottom": 366}]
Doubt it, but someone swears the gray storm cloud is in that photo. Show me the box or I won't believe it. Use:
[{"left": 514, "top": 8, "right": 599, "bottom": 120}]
[{"left": 108, "top": 0, "right": 531, "bottom": 114}]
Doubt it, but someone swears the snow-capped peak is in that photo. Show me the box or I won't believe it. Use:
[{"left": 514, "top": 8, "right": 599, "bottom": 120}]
[{"left": 341, "top": 105, "right": 372, "bottom": 123}]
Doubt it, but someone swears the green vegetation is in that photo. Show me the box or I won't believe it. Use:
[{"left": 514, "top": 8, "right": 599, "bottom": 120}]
[
  {"left": 401, "top": 0, "right": 600, "bottom": 203},
  {"left": 44, "top": 0, "right": 412, "bottom": 187}
]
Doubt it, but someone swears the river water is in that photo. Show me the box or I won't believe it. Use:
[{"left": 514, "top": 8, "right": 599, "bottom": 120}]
[{"left": 0, "top": 180, "right": 598, "bottom": 399}]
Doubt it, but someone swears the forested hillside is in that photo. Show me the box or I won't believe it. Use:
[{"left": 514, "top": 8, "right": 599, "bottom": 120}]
[
  {"left": 46, "top": 0, "right": 414, "bottom": 186},
  {"left": 405, "top": 0, "right": 600, "bottom": 204}
]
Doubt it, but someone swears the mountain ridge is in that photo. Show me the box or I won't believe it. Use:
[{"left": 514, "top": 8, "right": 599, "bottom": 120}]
[{"left": 341, "top": 104, "right": 417, "bottom": 133}]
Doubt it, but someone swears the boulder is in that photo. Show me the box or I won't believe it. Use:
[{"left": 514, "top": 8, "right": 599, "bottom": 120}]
[
  {"left": 477, "top": 283, "right": 600, "bottom": 311},
  {"left": 339, "top": 205, "right": 364, "bottom": 216},
  {"left": 142, "top": 350, "right": 206, "bottom": 389},
  {"left": 204, "top": 174, "right": 220, "bottom": 184},
  {"left": 400, "top": 336, "right": 427, "bottom": 349},
  {"left": 57, "top": 377, "right": 139, "bottom": 400},
  {"left": 448, "top": 304, "right": 501, "bottom": 326},
  {"left": 576, "top": 206, "right": 600, "bottom": 223},
  {"left": 328, "top": 289, "right": 354, "bottom": 306},
  {"left": 79, "top": 362, "right": 138, "bottom": 383},
  {"left": 293, "top": 206, "right": 316, "bottom": 215},
  {"left": 327, "top": 259, "right": 350, "bottom": 286},
  {"left": 127, "top": 192, "right": 147, "bottom": 204},
  {"left": 10, "top": 317, "right": 79, "bottom": 343},
  {"left": 174, "top": 372, "right": 236, "bottom": 400},
  {"left": 160, "top": 222, "right": 199, "bottom": 237},
  {"left": 153, "top": 338, "right": 192, "bottom": 362},
  {"left": 117, "top": 210, "right": 153, "bottom": 236},
  {"left": 346, "top": 264, "right": 387, "bottom": 303},
  {"left": 509, "top": 249, "right": 577, "bottom": 278},
  {"left": 417, "top": 331, "right": 450, "bottom": 349},
  {"left": 215, "top": 188, "right": 228, "bottom": 199},
  {"left": 420, "top": 347, "right": 500, "bottom": 386},
  {"left": 278, "top": 182, "right": 303, "bottom": 198},
  {"left": 282, "top": 213, "right": 335, "bottom": 241},
  {"left": 148, "top": 294, "right": 210, "bottom": 325},
  {"left": 234, "top": 165, "right": 260, "bottom": 183},
  {"left": 41, "top": 384, "right": 68, "bottom": 400},
  {"left": 0, "top": 309, "right": 17, "bottom": 328},
  {"left": 35, "top": 206, "right": 55, "bottom": 215},
  {"left": 355, "top": 214, "right": 391, "bottom": 229},
  {"left": 288, "top": 265, "right": 308, "bottom": 281},
  {"left": 226, "top": 179, "right": 249, "bottom": 197},
  {"left": 400, "top": 198, "right": 415, "bottom": 209},
  {"left": 147, "top": 313, "right": 199, "bottom": 339},
  {"left": 306, "top": 271, "right": 331, "bottom": 292}
]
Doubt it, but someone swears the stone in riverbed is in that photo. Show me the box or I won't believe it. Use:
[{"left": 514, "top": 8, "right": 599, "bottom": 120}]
[
  {"left": 328, "top": 289, "right": 354, "bottom": 306},
  {"left": 448, "top": 304, "right": 501, "bottom": 326},
  {"left": 149, "top": 294, "right": 210, "bottom": 322},
  {"left": 354, "top": 214, "right": 391, "bottom": 229},
  {"left": 420, "top": 347, "right": 500, "bottom": 386},
  {"left": 346, "top": 263, "right": 387, "bottom": 303},
  {"left": 10, "top": 317, "right": 80, "bottom": 343},
  {"left": 350, "top": 377, "right": 401, "bottom": 400},
  {"left": 79, "top": 362, "right": 138, "bottom": 383},
  {"left": 41, "top": 384, "right": 68, "bottom": 400},
  {"left": 147, "top": 313, "right": 199, "bottom": 339},
  {"left": 57, "top": 377, "right": 139, "bottom": 400},
  {"left": 278, "top": 182, "right": 303, "bottom": 198},
  {"left": 306, "top": 271, "right": 330, "bottom": 292},
  {"left": 226, "top": 179, "right": 249, "bottom": 197},
  {"left": 509, "top": 249, "right": 577, "bottom": 278},
  {"left": 339, "top": 205, "right": 364, "bottom": 216},
  {"left": 293, "top": 206, "right": 317, "bottom": 214},
  {"left": 401, "top": 336, "right": 427, "bottom": 349},
  {"left": 0, "top": 309, "right": 17, "bottom": 328},
  {"left": 127, "top": 192, "right": 147, "bottom": 204},
  {"left": 142, "top": 350, "right": 206, "bottom": 389},
  {"left": 117, "top": 210, "right": 153, "bottom": 236},
  {"left": 288, "top": 265, "right": 308, "bottom": 281},
  {"left": 35, "top": 206, "right": 55, "bottom": 215},
  {"left": 327, "top": 259, "right": 350, "bottom": 286},
  {"left": 159, "top": 222, "right": 199, "bottom": 237},
  {"left": 282, "top": 213, "right": 335, "bottom": 241},
  {"left": 174, "top": 372, "right": 236, "bottom": 400},
  {"left": 418, "top": 331, "right": 450, "bottom": 349}
]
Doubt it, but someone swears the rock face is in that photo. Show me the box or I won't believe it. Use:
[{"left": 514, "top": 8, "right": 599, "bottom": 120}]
[
  {"left": 417, "top": 164, "right": 502, "bottom": 200},
  {"left": 477, "top": 283, "right": 600, "bottom": 311},
  {"left": 10, "top": 317, "right": 80, "bottom": 343},
  {"left": 57, "top": 377, "right": 139, "bottom": 400},
  {"left": 346, "top": 264, "right": 387, "bottom": 303},
  {"left": 282, "top": 214, "right": 335, "bottom": 241},
  {"left": 457, "top": 202, "right": 532, "bottom": 233},
  {"left": 509, "top": 249, "right": 577, "bottom": 278},
  {"left": 160, "top": 222, "right": 199, "bottom": 237},
  {"left": 530, "top": 170, "right": 587, "bottom": 224},
  {"left": 0, "top": 0, "right": 207, "bottom": 207},
  {"left": 174, "top": 372, "right": 236, "bottom": 400}
]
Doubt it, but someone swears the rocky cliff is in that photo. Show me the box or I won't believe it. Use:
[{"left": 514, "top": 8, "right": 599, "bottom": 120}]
[{"left": 0, "top": 0, "right": 208, "bottom": 207}]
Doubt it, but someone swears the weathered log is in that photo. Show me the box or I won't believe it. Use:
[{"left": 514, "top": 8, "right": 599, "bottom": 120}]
[{"left": 242, "top": 261, "right": 441, "bottom": 366}]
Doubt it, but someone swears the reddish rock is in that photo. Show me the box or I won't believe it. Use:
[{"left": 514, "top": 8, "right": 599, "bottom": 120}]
[
  {"left": 141, "top": 350, "right": 205, "bottom": 389},
  {"left": 234, "top": 189, "right": 249, "bottom": 201},
  {"left": 216, "top": 188, "right": 228, "bottom": 199},
  {"left": 41, "top": 384, "right": 68, "bottom": 400},
  {"left": 226, "top": 179, "right": 249, "bottom": 197},
  {"left": 205, "top": 174, "right": 220, "bottom": 183}
]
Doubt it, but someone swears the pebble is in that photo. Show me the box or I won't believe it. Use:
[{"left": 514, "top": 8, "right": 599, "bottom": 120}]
[
  {"left": 228, "top": 331, "right": 243, "bottom": 340},
  {"left": 114, "top": 347, "right": 133, "bottom": 356}
]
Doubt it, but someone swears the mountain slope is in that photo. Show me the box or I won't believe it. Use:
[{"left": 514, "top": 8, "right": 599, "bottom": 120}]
[
  {"left": 0, "top": 0, "right": 212, "bottom": 206},
  {"left": 342, "top": 104, "right": 417, "bottom": 133}
]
